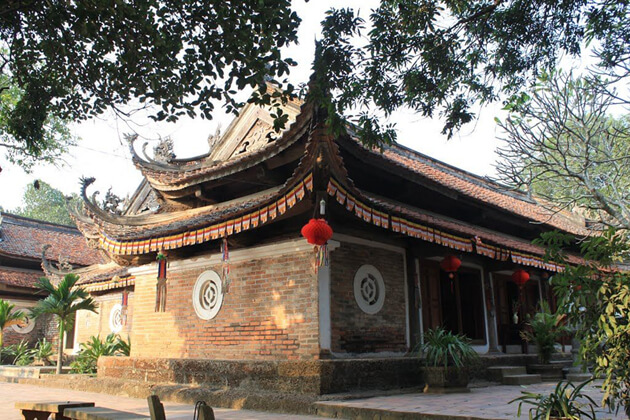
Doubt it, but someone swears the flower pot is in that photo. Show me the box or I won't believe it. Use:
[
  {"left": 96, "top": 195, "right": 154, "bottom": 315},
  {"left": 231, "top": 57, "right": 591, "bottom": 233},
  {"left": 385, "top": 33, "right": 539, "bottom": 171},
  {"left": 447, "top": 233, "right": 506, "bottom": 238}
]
[{"left": 424, "top": 366, "right": 470, "bottom": 393}]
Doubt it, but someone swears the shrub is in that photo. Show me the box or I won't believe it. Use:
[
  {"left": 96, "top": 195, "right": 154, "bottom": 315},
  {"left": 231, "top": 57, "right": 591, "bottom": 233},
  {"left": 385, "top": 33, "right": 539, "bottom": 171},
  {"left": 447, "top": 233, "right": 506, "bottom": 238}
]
[
  {"left": 510, "top": 379, "right": 597, "bottom": 419},
  {"left": 70, "top": 334, "right": 130, "bottom": 374},
  {"left": 422, "top": 327, "right": 478, "bottom": 368},
  {"left": 13, "top": 340, "right": 33, "bottom": 366},
  {"left": 520, "top": 301, "right": 568, "bottom": 364},
  {"left": 32, "top": 338, "right": 54, "bottom": 364}
]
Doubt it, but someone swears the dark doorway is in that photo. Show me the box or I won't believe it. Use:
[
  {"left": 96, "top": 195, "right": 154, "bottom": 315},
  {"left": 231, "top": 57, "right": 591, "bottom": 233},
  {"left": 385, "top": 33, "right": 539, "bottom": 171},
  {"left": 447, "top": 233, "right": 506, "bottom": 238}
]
[{"left": 421, "top": 260, "right": 486, "bottom": 343}]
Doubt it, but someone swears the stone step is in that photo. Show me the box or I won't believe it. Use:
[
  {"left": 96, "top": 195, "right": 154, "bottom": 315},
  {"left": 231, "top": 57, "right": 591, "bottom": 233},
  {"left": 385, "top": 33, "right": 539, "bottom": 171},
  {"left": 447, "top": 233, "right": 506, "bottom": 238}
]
[
  {"left": 0, "top": 365, "right": 69, "bottom": 379},
  {"left": 502, "top": 374, "right": 542, "bottom": 385},
  {"left": 566, "top": 372, "right": 592, "bottom": 383},
  {"left": 487, "top": 366, "right": 527, "bottom": 382}
]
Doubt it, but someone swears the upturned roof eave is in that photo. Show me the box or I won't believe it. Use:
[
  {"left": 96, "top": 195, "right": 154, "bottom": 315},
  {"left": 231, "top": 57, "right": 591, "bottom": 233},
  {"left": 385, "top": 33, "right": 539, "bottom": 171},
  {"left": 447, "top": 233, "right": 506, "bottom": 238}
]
[{"left": 132, "top": 102, "right": 314, "bottom": 193}]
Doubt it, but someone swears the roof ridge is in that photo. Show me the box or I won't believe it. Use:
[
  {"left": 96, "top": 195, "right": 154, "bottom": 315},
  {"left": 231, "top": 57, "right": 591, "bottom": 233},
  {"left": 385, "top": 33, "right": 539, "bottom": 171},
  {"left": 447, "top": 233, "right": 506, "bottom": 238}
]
[
  {"left": 387, "top": 142, "right": 536, "bottom": 204},
  {"left": 0, "top": 212, "right": 80, "bottom": 233}
]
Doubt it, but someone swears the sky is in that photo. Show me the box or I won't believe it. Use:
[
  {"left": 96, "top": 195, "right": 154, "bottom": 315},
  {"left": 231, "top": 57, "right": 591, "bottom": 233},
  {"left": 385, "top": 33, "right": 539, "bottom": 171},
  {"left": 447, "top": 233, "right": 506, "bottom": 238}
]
[{"left": 0, "top": 1, "right": 506, "bottom": 211}]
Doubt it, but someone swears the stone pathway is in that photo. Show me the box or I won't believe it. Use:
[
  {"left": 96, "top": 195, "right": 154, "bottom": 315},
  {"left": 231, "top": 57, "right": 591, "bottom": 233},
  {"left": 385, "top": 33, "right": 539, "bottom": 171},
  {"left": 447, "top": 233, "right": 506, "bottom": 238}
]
[
  {"left": 0, "top": 382, "right": 318, "bottom": 420},
  {"left": 316, "top": 381, "right": 626, "bottom": 419},
  {"left": 2, "top": 380, "right": 626, "bottom": 419}
]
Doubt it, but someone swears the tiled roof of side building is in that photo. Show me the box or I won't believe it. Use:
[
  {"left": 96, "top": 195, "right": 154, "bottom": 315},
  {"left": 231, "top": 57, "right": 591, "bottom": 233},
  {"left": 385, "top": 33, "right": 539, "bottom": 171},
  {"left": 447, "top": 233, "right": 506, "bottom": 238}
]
[
  {"left": 0, "top": 213, "right": 103, "bottom": 266},
  {"left": 0, "top": 266, "right": 42, "bottom": 289},
  {"left": 355, "top": 139, "right": 589, "bottom": 236}
]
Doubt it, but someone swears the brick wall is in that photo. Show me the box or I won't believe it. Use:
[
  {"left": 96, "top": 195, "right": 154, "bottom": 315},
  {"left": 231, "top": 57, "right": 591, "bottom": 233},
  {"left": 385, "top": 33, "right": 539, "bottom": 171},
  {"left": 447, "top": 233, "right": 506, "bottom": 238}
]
[
  {"left": 131, "top": 248, "right": 319, "bottom": 360},
  {"left": 330, "top": 240, "right": 408, "bottom": 354},
  {"left": 75, "top": 289, "right": 134, "bottom": 347},
  {"left": 2, "top": 312, "right": 54, "bottom": 348}
]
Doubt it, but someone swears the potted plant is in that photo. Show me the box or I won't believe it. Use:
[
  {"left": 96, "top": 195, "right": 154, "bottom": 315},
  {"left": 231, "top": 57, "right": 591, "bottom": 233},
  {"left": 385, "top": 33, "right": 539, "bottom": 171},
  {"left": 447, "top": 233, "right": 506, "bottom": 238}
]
[
  {"left": 520, "top": 302, "right": 568, "bottom": 380},
  {"left": 510, "top": 379, "right": 597, "bottom": 419},
  {"left": 422, "top": 327, "right": 478, "bottom": 392}
]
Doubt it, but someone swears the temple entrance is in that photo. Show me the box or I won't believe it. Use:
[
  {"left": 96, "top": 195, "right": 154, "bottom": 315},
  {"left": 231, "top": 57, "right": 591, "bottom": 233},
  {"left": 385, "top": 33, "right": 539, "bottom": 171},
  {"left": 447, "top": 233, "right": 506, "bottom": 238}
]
[
  {"left": 420, "top": 260, "right": 486, "bottom": 344},
  {"left": 493, "top": 273, "right": 541, "bottom": 353}
]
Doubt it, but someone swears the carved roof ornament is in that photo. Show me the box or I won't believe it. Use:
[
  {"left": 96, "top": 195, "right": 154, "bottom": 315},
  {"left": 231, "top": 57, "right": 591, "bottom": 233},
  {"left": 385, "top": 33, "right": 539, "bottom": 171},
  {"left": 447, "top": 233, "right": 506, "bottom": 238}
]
[
  {"left": 231, "top": 120, "right": 275, "bottom": 158},
  {"left": 207, "top": 124, "right": 222, "bottom": 153},
  {"left": 102, "top": 188, "right": 125, "bottom": 215},
  {"left": 152, "top": 137, "right": 176, "bottom": 163},
  {"left": 41, "top": 244, "right": 73, "bottom": 281}
]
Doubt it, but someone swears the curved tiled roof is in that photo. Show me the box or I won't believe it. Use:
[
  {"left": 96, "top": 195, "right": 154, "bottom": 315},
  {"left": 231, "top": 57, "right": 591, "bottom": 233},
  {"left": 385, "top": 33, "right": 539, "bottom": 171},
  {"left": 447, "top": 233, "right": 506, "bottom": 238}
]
[
  {"left": 131, "top": 102, "right": 312, "bottom": 192},
  {"left": 344, "top": 138, "right": 589, "bottom": 236},
  {"left": 0, "top": 213, "right": 103, "bottom": 265},
  {"left": 0, "top": 266, "right": 42, "bottom": 289}
]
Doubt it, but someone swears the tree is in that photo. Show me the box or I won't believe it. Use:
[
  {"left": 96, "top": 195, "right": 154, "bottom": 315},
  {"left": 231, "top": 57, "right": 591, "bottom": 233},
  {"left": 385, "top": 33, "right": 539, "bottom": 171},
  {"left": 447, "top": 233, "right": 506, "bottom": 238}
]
[
  {"left": 13, "top": 181, "right": 77, "bottom": 226},
  {"left": 4, "top": 2, "right": 630, "bottom": 158},
  {"left": 495, "top": 71, "right": 630, "bottom": 231},
  {"left": 1, "top": 0, "right": 300, "bottom": 157},
  {"left": 537, "top": 229, "right": 630, "bottom": 417},
  {"left": 0, "top": 299, "right": 25, "bottom": 357},
  {"left": 31, "top": 274, "right": 97, "bottom": 374},
  {"left": 0, "top": 69, "right": 75, "bottom": 170},
  {"left": 311, "top": 1, "right": 630, "bottom": 145}
]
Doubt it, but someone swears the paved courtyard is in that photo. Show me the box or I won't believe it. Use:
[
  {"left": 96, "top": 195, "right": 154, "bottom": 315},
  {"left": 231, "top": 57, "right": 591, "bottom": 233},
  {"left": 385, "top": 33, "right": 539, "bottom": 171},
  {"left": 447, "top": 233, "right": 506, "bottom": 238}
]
[
  {"left": 0, "top": 382, "right": 318, "bottom": 420},
  {"left": 2, "top": 380, "right": 626, "bottom": 419},
  {"left": 316, "top": 381, "right": 626, "bottom": 419}
]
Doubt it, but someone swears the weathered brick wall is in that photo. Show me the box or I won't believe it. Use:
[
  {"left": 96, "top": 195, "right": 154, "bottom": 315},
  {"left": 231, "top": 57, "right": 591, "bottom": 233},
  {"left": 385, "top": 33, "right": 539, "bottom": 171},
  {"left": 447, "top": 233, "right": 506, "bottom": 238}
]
[
  {"left": 330, "top": 241, "right": 408, "bottom": 354},
  {"left": 75, "top": 290, "right": 134, "bottom": 347},
  {"left": 2, "top": 312, "right": 53, "bottom": 348},
  {"left": 131, "top": 249, "right": 319, "bottom": 360}
]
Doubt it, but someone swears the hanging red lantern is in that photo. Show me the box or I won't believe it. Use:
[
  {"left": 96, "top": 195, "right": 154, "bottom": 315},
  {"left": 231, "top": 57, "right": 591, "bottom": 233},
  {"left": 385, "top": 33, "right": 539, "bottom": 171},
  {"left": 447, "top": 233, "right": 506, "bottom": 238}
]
[
  {"left": 301, "top": 218, "right": 333, "bottom": 246},
  {"left": 512, "top": 269, "right": 530, "bottom": 287},
  {"left": 440, "top": 255, "right": 461, "bottom": 279}
]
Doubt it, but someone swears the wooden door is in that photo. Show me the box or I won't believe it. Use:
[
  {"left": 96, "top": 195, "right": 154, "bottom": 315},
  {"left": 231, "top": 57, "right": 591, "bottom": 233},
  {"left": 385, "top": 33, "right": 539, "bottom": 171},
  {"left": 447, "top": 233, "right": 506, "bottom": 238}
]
[{"left": 420, "top": 261, "right": 442, "bottom": 330}]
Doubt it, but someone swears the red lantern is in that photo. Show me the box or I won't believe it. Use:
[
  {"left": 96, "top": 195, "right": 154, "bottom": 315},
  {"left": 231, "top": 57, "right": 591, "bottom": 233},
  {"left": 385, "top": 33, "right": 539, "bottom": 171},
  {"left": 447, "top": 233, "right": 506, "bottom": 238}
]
[
  {"left": 512, "top": 269, "right": 530, "bottom": 287},
  {"left": 440, "top": 255, "right": 461, "bottom": 279},
  {"left": 301, "top": 218, "right": 333, "bottom": 246}
]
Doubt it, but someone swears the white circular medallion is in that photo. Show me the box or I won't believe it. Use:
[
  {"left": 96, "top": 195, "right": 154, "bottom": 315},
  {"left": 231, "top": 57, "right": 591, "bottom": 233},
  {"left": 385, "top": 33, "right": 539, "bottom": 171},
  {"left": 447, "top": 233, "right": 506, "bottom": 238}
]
[
  {"left": 192, "top": 270, "right": 224, "bottom": 320},
  {"left": 354, "top": 265, "right": 386, "bottom": 314},
  {"left": 109, "top": 303, "right": 123, "bottom": 333},
  {"left": 11, "top": 308, "right": 35, "bottom": 334}
]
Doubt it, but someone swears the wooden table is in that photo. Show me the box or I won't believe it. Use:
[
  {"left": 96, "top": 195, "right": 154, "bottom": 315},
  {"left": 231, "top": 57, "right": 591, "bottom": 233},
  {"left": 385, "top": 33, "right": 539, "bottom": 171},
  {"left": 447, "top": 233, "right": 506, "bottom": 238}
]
[
  {"left": 63, "top": 407, "right": 150, "bottom": 420},
  {"left": 15, "top": 401, "right": 96, "bottom": 420}
]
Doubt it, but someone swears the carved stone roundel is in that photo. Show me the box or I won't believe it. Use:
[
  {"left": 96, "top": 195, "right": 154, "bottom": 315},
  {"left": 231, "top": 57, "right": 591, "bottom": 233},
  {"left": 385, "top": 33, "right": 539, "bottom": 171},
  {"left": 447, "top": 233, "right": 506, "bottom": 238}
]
[
  {"left": 353, "top": 265, "right": 386, "bottom": 315},
  {"left": 109, "top": 303, "right": 123, "bottom": 333},
  {"left": 11, "top": 308, "right": 35, "bottom": 334},
  {"left": 192, "top": 271, "right": 224, "bottom": 320}
]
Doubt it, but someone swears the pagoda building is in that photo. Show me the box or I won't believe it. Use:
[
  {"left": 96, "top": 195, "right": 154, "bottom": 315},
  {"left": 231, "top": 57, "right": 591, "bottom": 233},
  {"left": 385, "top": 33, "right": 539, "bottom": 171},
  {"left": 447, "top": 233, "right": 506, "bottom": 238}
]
[
  {"left": 0, "top": 212, "right": 102, "bottom": 350},
  {"left": 70, "top": 89, "right": 587, "bottom": 393}
]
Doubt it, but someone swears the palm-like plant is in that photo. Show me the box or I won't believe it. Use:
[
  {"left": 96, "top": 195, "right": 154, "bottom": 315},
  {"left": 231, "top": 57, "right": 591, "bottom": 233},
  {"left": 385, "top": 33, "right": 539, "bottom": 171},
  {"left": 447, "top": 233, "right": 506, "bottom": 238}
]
[
  {"left": 31, "top": 274, "right": 97, "bottom": 374},
  {"left": 422, "top": 327, "right": 478, "bottom": 368},
  {"left": 0, "top": 299, "right": 25, "bottom": 359}
]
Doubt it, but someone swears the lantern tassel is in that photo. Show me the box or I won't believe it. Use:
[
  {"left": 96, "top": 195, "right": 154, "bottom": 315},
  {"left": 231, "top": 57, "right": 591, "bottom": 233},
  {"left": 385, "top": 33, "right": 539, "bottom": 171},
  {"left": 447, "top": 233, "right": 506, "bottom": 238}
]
[{"left": 316, "top": 243, "right": 329, "bottom": 267}]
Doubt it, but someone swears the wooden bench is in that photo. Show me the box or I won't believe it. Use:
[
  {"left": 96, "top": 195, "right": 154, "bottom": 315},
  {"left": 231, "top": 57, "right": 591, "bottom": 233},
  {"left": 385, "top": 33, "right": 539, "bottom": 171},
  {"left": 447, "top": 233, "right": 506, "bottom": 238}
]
[
  {"left": 14, "top": 401, "right": 95, "bottom": 420},
  {"left": 63, "top": 407, "right": 150, "bottom": 420}
]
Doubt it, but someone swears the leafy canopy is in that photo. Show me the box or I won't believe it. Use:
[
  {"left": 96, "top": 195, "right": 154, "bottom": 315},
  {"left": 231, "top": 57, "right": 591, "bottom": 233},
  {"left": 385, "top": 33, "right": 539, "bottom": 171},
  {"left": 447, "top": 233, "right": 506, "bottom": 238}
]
[
  {"left": 313, "top": 1, "right": 630, "bottom": 145},
  {"left": 1, "top": 0, "right": 301, "bottom": 156},
  {"left": 537, "top": 229, "right": 630, "bottom": 416},
  {"left": 0, "top": 67, "right": 75, "bottom": 170},
  {"left": 495, "top": 70, "right": 630, "bottom": 231},
  {"left": 13, "top": 181, "right": 77, "bottom": 226}
]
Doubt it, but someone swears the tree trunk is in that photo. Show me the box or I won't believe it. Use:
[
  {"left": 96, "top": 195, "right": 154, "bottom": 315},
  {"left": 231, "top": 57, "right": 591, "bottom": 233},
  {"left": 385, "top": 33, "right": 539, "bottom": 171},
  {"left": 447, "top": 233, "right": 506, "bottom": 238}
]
[
  {"left": 56, "top": 320, "right": 64, "bottom": 375},
  {"left": 0, "top": 331, "right": 4, "bottom": 363}
]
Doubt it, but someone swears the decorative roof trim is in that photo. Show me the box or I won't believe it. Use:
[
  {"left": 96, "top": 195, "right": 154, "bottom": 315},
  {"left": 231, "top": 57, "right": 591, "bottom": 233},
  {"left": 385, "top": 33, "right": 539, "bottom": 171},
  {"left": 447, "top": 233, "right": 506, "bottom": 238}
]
[
  {"left": 83, "top": 276, "right": 135, "bottom": 293},
  {"left": 326, "top": 177, "right": 565, "bottom": 273},
  {"left": 98, "top": 172, "right": 313, "bottom": 256}
]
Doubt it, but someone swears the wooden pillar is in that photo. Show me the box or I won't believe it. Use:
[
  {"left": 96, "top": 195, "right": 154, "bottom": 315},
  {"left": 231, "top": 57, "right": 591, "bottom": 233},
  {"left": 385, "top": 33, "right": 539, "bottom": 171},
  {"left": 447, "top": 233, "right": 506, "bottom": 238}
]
[{"left": 484, "top": 270, "right": 501, "bottom": 353}]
